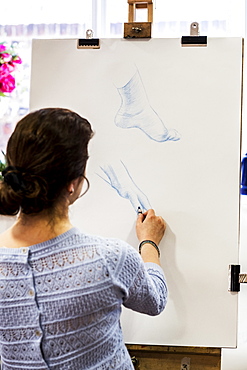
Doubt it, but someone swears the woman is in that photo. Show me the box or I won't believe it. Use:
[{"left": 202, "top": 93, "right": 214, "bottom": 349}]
[{"left": 0, "top": 108, "right": 167, "bottom": 370}]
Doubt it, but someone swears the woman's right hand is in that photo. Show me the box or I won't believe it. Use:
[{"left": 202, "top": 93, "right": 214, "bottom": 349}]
[{"left": 136, "top": 209, "right": 166, "bottom": 246}]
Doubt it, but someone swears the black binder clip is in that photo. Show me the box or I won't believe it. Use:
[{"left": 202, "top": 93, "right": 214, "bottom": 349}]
[
  {"left": 229, "top": 265, "right": 247, "bottom": 292},
  {"left": 181, "top": 22, "right": 207, "bottom": 47},
  {"left": 77, "top": 29, "right": 100, "bottom": 49}
]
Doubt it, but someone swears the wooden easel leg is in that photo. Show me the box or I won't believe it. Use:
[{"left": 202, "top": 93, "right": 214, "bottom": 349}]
[{"left": 128, "top": 3, "right": 134, "bottom": 22}]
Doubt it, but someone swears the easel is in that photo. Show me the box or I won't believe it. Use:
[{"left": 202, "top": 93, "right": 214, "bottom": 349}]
[
  {"left": 29, "top": 3, "right": 244, "bottom": 368},
  {"left": 124, "top": 0, "right": 153, "bottom": 38}
]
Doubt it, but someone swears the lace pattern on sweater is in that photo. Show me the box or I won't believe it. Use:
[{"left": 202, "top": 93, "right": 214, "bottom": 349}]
[{"left": 0, "top": 229, "right": 165, "bottom": 370}]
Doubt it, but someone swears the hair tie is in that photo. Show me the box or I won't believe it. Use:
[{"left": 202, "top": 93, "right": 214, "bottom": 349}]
[{"left": 2, "top": 166, "right": 26, "bottom": 192}]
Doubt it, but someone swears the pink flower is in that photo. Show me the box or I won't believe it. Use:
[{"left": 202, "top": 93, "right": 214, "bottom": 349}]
[
  {"left": 0, "top": 44, "right": 22, "bottom": 95},
  {"left": 0, "top": 52, "right": 12, "bottom": 63},
  {"left": 0, "top": 63, "right": 14, "bottom": 76},
  {"left": 0, "top": 44, "right": 7, "bottom": 52},
  {"left": 6, "top": 62, "right": 16, "bottom": 73},
  {"left": 12, "top": 55, "right": 22, "bottom": 64},
  {"left": 0, "top": 74, "right": 16, "bottom": 93}
]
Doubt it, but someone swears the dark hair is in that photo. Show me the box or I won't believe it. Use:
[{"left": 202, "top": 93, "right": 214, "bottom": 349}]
[{"left": 0, "top": 108, "right": 94, "bottom": 215}]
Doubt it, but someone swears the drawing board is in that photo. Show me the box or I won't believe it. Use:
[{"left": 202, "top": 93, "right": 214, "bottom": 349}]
[{"left": 29, "top": 38, "right": 242, "bottom": 347}]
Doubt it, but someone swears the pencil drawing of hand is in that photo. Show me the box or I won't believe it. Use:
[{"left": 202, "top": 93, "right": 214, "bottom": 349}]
[
  {"left": 98, "top": 161, "right": 151, "bottom": 212},
  {"left": 114, "top": 70, "right": 180, "bottom": 142}
]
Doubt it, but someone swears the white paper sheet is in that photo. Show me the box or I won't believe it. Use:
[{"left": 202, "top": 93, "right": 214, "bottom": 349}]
[{"left": 30, "top": 38, "right": 242, "bottom": 347}]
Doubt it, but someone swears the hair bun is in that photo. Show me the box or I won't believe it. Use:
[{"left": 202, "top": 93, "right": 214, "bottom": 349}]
[
  {"left": 2, "top": 166, "right": 26, "bottom": 193},
  {"left": 2, "top": 166, "right": 47, "bottom": 199}
]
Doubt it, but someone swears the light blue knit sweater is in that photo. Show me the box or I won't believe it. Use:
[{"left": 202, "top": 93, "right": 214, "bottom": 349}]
[{"left": 0, "top": 228, "right": 167, "bottom": 369}]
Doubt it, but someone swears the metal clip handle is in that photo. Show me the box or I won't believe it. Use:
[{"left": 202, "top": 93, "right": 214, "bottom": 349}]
[
  {"left": 86, "top": 29, "right": 94, "bottom": 39},
  {"left": 190, "top": 22, "right": 200, "bottom": 36}
]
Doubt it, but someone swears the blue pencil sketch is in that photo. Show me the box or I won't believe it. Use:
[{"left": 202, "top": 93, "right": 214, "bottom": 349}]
[
  {"left": 98, "top": 160, "right": 151, "bottom": 213},
  {"left": 114, "top": 70, "right": 180, "bottom": 142}
]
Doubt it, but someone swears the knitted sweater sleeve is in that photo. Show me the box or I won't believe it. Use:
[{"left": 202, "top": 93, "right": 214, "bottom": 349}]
[{"left": 108, "top": 240, "right": 168, "bottom": 316}]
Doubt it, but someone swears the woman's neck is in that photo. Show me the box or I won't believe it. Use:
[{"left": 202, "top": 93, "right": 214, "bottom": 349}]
[{"left": 1, "top": 208, "right": 73, "bottom": 248}]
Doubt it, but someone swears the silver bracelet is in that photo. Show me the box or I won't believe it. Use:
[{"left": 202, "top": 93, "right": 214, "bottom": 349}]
[{"left": 139, "top": 240, "right": 160, "bottom": 257}]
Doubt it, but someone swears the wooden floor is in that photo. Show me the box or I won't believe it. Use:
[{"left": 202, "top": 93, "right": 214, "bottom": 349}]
[{"left": 126, "top": 345, "right": 221, "bottom": 370}]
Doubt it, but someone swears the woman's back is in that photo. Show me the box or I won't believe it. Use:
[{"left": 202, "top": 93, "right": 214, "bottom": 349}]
[{"left": 0, "top": 228, "right": 166, "bottom": 370}]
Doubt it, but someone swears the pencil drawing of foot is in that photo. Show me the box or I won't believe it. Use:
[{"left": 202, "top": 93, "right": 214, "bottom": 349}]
[
  {"left": 98, "top": 161, "right": 151, "bottom": 213},
  {"left": 114, "top": 70, "right": 180, "bottom": 142}
]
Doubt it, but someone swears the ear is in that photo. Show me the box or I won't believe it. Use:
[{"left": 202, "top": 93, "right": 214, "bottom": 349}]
[
  {"left": 67, "top": 177, "right": 84, "bottom": 194},
  {"left": 67, "top": 180, "right": 76, "bottom": 195}
]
